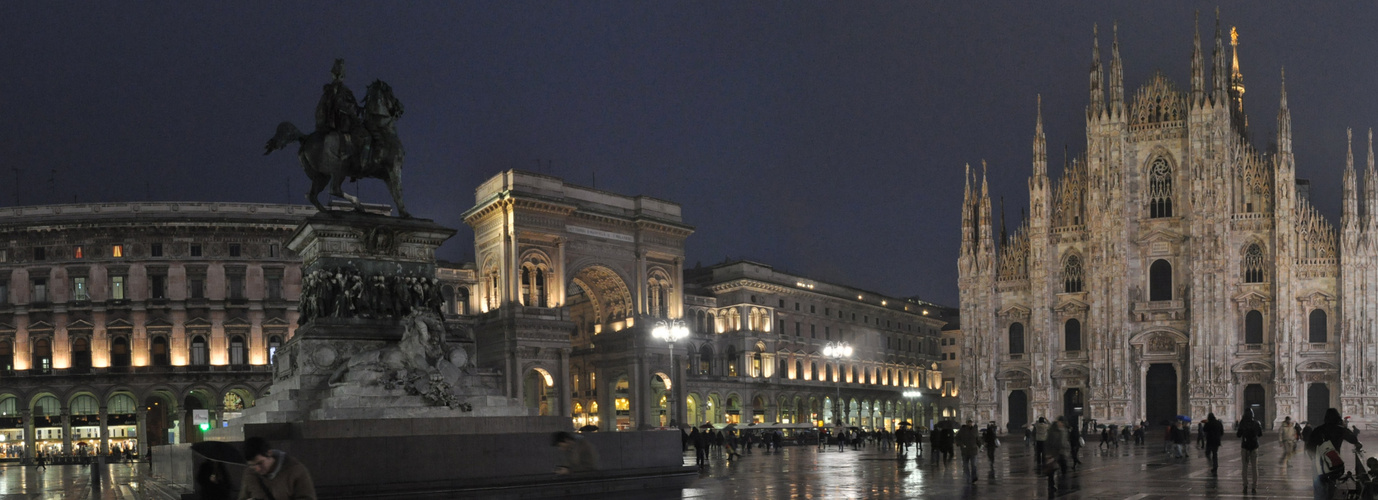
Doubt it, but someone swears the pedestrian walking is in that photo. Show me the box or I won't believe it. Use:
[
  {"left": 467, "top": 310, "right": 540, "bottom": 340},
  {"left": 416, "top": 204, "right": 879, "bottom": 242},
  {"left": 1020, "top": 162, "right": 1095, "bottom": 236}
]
[
  {"left": 982, "top": 422, "right": 999, "bottom": 467},
  {"left": 1170, "top": 420, "right": 1190, "bottom": 459},
  {"left": 1100, "top": 426, "right": 1112, "bottom": 451},
  {"left": 1202, "top": 413, "right": 1224, "bottom": 474},
  {"left": 1237, "top": 408, "right": 1263, "bottom": 494},
  {"left": 1278, "top": 416, "right": 1298, "bottom": 467},
  {"left": 1034, "top": 417, "right": 1050, "bottom": 464},
  {"left": 691, "top": 428, "right": 708, "bottom": 467},
  {"left": 1044, "top": 417, "right": 1070, "bottom": 493},
  {"left": 956, "top": 420, "right": 981, "bottom": 483},
  {"left": 1305, "top": 407, "right": 1363, "bottom": 500},
  {"left": 1068, "top": 423, "right": 1083, "bottom": 469}
]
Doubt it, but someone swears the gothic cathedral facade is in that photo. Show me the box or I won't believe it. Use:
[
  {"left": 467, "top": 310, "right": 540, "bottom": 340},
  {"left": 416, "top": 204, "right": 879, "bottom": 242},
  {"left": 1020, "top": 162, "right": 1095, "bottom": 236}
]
[{"left": 958, "top": 19, "right": 1378, "bottom": 431}]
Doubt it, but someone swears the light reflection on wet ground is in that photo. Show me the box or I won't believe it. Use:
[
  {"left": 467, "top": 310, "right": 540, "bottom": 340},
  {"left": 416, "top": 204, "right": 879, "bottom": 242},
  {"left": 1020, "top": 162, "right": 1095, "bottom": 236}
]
[
  {"left": 676, "top": 436, "right": 1326, "bottom": 499},
  {"left": 0, "top": 461, "right": 150, "bottom": 499}
]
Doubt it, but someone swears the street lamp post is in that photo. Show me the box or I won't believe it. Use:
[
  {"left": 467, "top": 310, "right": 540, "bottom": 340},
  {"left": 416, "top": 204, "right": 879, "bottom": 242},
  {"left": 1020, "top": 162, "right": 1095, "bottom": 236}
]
[
  {"left": 652, "top": 320, "right": 689, "bottom": 427},
  {"left": 823, "top": 342, "right": 852, "bottom": 427}
]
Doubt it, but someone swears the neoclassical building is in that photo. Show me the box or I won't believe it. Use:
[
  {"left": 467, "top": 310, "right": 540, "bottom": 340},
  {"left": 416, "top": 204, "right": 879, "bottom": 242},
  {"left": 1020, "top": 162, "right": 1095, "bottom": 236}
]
[
  {"left": 674, "top": 261, "right": 950, "bottom": 430},
  {"left": 959, "top": 19, "right": 1378, "bottom": 430},
  {"left": 0, "top": 202, "right": 477, "bottom": 461}
]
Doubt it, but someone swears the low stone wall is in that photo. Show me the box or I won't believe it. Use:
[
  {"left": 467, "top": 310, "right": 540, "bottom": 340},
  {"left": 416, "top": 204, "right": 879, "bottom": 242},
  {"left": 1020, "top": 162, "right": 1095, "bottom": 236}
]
[{"left": 163, "top": 427, "right": 687, "bottom": 499}]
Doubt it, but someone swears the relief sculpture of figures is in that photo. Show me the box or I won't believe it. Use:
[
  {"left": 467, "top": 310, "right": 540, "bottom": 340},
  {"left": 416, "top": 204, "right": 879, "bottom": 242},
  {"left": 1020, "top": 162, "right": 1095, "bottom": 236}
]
[{"left": 265, "top": 59, "right": 411, "bottom": 217}]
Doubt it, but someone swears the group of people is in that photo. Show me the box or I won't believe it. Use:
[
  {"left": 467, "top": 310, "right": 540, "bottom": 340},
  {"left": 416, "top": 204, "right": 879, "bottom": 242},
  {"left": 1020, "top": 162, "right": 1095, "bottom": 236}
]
[{"left": 685, "top": 426, "right": 788, "bottom": 466}]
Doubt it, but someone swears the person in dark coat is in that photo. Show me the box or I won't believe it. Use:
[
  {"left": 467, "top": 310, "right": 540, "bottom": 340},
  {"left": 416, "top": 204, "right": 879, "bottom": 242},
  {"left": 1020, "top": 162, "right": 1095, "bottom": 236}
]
[
  {"left": 1306, "top": 408, "right": 1363, "bottom": 500},
  {"left": 956, "top": 420, "right": 981, "bottom": 483},
  {"left": 1044, "top": 418, "right": 1070, "bottom": 493},
  {"left": 929, "top": 425, "right": 942, "bottom": 464},
  {"left": 1171, "top": 420, "right": 1191, "bottom": 459},
  {"left": 1202, "top": 413, "right": 1225, "bottom": 474},
  {"left": 1068, "top": 423, "right": 1082, "bottom": 469},
  {"left": 1237, "top": 408, "right": 1264, "bottom": 494},
  {"left": 690, "top": 428, "right": 708, "bottom": 467},
  {"left": 982, "top": 422, "right": 998, "bottom": 467}
]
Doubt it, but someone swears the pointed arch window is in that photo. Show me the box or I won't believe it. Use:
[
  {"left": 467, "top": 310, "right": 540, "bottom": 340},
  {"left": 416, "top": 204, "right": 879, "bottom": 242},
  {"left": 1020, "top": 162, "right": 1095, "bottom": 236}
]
[
  {"left": 1148, "top": 157, "right": 1174, "bottom": 218},
  {"left": 1244, "top": 310, "right": 1264, "bottom": 345},
  {"left": 1309, "top": 309, "right": 1328, "bottom": 343},
  {"left": 1242, "top": 244, "right": 1265, "bottom": 283},
  {"left": 1064, "top": 319, "right": 1082, "bottom": 352},
  {"left": 1063, "top": 255, "right": 1084, "bottom": 293},
  {"left": 1008, "top": 323, "right": 1025, "bottom": 355},
  {"left": 1149, "top": 259, "right": 1173, "bottom": 301}
]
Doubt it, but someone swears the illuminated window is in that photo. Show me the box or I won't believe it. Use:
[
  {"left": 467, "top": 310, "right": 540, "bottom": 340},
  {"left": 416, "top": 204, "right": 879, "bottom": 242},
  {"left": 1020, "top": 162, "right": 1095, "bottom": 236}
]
[
  {"left": 73, "top": 246, "right": 83, "bottom": 259},
  {"left": 111, "top": 276, "right": 125, "bottom": 300},
  {"left": 72, "top": 277, "right": 88, "bottom": 301},
  {"left": 111, "top": 245, "right": 123, "bottom": 258}
]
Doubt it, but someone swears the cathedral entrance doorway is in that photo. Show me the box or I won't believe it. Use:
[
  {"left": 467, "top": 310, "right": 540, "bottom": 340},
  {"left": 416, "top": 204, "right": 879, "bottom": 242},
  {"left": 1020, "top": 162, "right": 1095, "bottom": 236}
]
[
  {"left": 1243, "top": 384, "right": 1265, "bottom": 426},
  {"left": 1008, "top": 390, "right": 1029, "bottom": 432},
  {"left": 1145, "top": 364, "right": 1177, "bottom": 426},
  {"left": 1063, "top": 388, "right": 1083, "bottom": 430},
  {"left": 1307, "top": 383, "right": 1330, "bottom": 425}
]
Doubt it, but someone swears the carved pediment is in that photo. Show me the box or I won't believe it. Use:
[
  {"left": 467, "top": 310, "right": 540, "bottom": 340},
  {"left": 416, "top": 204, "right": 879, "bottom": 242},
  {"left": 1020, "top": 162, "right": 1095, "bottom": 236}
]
[
  {"left": 263, "top": 317, "right": 290, "bottom": 326},
  {"left": 224, "top": 317, "right": 251, "bottom": 327},
  {"left": 105, "top": 319, "right": 133, "bottom": 328},
  {"left": 1055, "top": 297, "right": 1090, "bottom": 315},
  {"left": 1233, "top": 361, "right": 1272, "bottom": 373},
  {"left": 1053, "top": 365, "right": 1088, "bottom": 379},
  {"left": 997, "top": 369, "right": 1031, "bottom": 381},
  {"left": 1299, "top": 361, "right": 1337, "bottom": 372},
  {"left": 1232, "top": 290, "right": 1270, "bottom": 310},
  {"left": 0, "top": 322, "right": 14, "bottom": 331},
  {"left": 185, "top": 317, "right": 212, "bottom": 328},
  {"left": 67, "top": 319, "right": 95, "bottom": 329},
  {"left": 145, "top": 317, "right": 173, "bottom": 328},
  {"left": 998, "top": 305, "right": 1032, "bottom": 321},
  {"left": 1137, "top": 228, "right": 1186, "bottom": 245},
  {"left": 1299, "top": 290, "right": 1336, "bottom": 308},
  {"left": 27, "top": 320, "right": 53, "bottom": 330}
]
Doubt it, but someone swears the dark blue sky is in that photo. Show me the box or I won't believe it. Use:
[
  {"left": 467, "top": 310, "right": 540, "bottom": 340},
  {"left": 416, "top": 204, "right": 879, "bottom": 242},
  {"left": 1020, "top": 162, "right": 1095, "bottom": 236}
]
[{"left": 2, "top": 2, "right": 1375, "bottom": 306}]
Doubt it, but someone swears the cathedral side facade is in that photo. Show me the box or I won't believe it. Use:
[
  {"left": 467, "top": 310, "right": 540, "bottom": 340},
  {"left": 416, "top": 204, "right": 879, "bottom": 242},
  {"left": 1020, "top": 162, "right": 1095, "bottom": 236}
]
[{"left": 958, "top": 19, "right": 1378, "bottom": 431}]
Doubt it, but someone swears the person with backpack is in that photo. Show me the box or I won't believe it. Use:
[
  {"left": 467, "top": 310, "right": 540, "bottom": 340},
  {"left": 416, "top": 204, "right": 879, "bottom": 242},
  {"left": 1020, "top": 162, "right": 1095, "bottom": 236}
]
[
  {"left": 1307, "top": 408, "right": 1363, "bottom": 500},
  {"left": 1237, "top": 408, "right": 1264, "bottom": 494}
]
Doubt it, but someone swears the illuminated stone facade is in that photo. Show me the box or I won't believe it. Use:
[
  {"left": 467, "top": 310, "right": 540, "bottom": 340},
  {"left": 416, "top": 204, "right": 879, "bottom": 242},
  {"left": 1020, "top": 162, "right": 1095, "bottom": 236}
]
[
  {"left": 0, "top": 202, "right": 477, "bottom": 461},
  {"left": 959, "top": 20, "right": 1378, "bottom": 430},
  {"left": 674, "top": 261, "right": 950, "bottom": 430}
]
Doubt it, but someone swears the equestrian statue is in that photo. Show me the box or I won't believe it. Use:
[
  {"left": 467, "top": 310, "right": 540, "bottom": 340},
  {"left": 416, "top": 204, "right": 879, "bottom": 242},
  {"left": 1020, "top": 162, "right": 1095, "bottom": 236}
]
[{"left": 265, "top": 59, "right": 411, "bottom": 218}]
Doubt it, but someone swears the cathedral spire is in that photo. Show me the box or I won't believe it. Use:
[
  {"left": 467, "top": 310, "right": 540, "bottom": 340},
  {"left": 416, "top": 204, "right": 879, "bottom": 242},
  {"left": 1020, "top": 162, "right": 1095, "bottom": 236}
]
[
  {"left": 1230, "top": 26, "right": 1248, "bottom": 133},
  {"left": 1191, "top": 11, "right": 1205, "bottom": 104},
  {"left": 1277, "top": 68, "right": 1291, "bottom": 155},
  {"left": 1088, "top": 24, "right": 1105, "bottom": 118},
  {"left": 1344, "top": 129, "right": 1360, "bottom": 234},
  {"left": 1033, "top": 95, "right": 1047, "bottom": 182},
  {"left": 961, "top": 163, "right": 973, "bottom": 254},
  {"left": 1109, "top": 22, "right": 1125, "bottom": 114},
  {"left": 1212, "top": 10, "right": 1228, "bottom": 102},
  {"left": 1366, "top": 128, "right": 1377, "bottom": 231},
  {"left": 999, "top": 197, "right": 1008, "bottom": 245}
]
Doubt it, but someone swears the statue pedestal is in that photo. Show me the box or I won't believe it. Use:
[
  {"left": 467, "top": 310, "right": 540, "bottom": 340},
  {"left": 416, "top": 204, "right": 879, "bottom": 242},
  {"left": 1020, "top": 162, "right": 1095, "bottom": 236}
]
[{"left": 216, "top": 211, "right": 529, "bottom": 435}]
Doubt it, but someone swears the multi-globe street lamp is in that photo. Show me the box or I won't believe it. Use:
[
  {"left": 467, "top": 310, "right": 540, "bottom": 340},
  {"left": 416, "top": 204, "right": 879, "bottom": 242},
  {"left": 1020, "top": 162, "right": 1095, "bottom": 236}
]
[
  {"left": 823, "top": 341, "right": 853, "bottom": 426},
  {"left": 651, "top": 319, "right": 690, "bottom": 427}
]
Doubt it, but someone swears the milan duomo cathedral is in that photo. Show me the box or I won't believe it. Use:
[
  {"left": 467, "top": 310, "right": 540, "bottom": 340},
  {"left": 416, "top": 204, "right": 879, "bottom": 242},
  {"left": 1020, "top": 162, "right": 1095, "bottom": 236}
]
[{"left": 958, "top": 17, "right": 1378, "bottom": 431}]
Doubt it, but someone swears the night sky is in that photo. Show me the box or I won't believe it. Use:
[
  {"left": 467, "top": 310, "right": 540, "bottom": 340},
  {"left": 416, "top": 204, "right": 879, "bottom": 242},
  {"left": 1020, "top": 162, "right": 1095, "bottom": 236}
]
[{"left": 3, "top": 3, "right": 1376, "bottom": 306}]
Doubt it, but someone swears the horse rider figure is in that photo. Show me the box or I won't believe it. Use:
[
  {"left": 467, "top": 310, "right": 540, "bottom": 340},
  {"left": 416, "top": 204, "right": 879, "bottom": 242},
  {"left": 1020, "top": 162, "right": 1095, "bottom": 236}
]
[{"left": 315, "top": 60, "right": 370, "bottom": 175}]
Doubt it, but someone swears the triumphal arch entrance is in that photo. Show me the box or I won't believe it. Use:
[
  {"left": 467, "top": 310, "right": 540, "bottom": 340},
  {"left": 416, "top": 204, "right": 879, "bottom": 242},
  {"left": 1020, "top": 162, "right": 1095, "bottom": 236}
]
[{"left": 463, "top": 170, "right": 693, "bottom": 427}]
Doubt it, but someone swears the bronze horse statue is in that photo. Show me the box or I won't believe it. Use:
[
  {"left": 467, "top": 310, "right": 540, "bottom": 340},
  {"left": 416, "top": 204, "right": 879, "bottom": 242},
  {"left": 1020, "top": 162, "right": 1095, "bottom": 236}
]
[{"left": 265, "top": 80, "right": 411, "bottom": 218}]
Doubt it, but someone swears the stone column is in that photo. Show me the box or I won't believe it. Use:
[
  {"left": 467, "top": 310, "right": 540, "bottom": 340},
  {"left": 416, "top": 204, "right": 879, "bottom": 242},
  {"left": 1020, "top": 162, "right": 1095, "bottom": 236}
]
[
  {"left": 135, "top": 408, "right": 148, "bottom": 457},
  {"left": 21, "top": 409, "right": 34, "bottom": 464},
  {"left": 558, "top": 348, "right": 572, "bottom": 418},
  {"left": 632, "top": 353, "right": 648, "bottom": 429},
  {"left": 674, "top": 346, "right": 686, "bottom": 426},
  {"left": 61, "top": 410, "right": 71, "bottom": 455},
  {"left": 98, "top": 406, "right": 109, "bottom": 455},
  {"left": 14, "top": 312, "right": 29, "bottom": 371}
]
